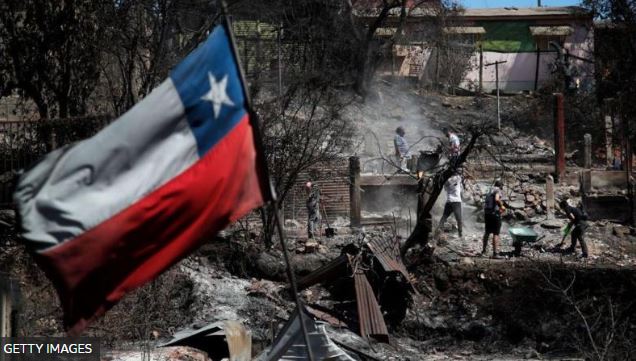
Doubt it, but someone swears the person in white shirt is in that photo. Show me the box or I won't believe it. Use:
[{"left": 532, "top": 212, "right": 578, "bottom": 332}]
[
  {"left": 444, "top": 128, "right": 460, "bottom": 166},
  {"left": 435, "top": 172, "right": 463, "bottom": 239}
]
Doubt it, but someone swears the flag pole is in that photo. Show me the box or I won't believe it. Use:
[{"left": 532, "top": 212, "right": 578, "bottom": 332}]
[{"left": 218, "top": 2, "right": 315, "bottom": 360}]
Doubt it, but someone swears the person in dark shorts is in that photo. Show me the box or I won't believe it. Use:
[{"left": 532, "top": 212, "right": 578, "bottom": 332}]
[
  {"left": 482, "top": 180, "right": 505, "bottom": 258},
  {"left": 559, "top": 199, "right": 589, "bottom": 259}
]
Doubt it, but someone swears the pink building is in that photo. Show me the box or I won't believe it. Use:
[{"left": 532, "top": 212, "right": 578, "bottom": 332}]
[{"left": 365, "top": 6, "right": 594, "bottom": 92}]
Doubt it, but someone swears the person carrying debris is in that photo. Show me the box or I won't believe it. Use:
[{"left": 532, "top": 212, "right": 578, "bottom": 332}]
[
  {"left": 394, "top": 126, "right": 410, "bottom": 171},
  {"left": 444, "top": 128, "right": 461, "bottom": 166},
  {"left": 482, "top": 180, "right": 505, "bottom": 258},
  {"left": 435, "top": 171, "right": 463, "bottom": 240},
  {"left": 559, "top": 199, "right": 589, "bottom": 259},
  {"left": 306, "top": 181, "right": 321, "bottom": 239}
]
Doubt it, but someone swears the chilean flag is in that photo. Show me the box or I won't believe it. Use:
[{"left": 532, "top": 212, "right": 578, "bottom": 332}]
[{"left": 14, "top": 25, "right": 269, "bottom": 334}]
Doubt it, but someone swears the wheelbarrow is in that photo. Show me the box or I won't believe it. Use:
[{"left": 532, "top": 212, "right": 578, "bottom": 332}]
[{"left": 508, "top": 227, "right": 543, "bottom": 257}]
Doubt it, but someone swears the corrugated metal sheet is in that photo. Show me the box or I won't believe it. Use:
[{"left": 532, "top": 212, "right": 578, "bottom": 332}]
[
  {"left": 284, "top": 158, "right": 350, "bottom": 219},
  {"left": 260, "top": 306, "right": 356, "bottom": 361},
  {"left": 159, "top": 322, "right": 224, "bottom": 347},
  {"left": 366, "top": 236, "right": 410, "bottom": 281},
  {"left": 354, "top": 272, "right": 389, "bottom": 342}
]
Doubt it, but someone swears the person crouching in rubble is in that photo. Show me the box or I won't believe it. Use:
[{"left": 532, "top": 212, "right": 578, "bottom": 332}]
[
  {"left": 559, "top": 199, "right": 589, "bottom": 259},
  {"left": 482, "top": 180, "right": 505, "bottom": 258},
  {"left": 435, "top": 171, "right": 463, "bottom": 241},
  {"left": 394, "top": 126, "right": 410, "bottom": 172},
  {"left": 306, "top": 181, "right": 321, "bottom": 239}
]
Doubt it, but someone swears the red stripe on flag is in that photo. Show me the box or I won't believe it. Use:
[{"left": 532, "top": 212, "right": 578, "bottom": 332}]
[{"left": 36, "top": 115, "right": 264, "bottom": 334}]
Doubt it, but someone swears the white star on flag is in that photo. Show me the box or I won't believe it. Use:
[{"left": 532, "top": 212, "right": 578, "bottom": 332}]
[{"left": 201, "top": 72, "right": 235, "bottom": 119}]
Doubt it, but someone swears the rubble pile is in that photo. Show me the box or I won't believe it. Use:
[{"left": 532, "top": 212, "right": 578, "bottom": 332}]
[
  {"left": 486, "top": 128, "right": 555, "bottom": 160},
  {"left": 295, "top": 232, "right": 414, "bottom": 336},
  {"left": 506, "top": 184, "right": 549, "bottom": 221}
]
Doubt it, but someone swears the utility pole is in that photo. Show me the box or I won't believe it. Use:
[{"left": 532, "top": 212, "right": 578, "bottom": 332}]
[
  {"left": 485, "top": 60, "right": 507, "bottom": 130},
  {"left": 554, "top": 93, "right": 566, "bottom": 182},
  {"left": 478, "top": 44, "right": 483, "bottom": 93}
]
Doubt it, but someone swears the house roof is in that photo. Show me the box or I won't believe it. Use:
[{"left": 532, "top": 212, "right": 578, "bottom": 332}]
[
  {"left": 462, "top": 6, "right": 588, "bottom": 18},
  {"left": 352, "top": 0, "right": 440, "bottom": 17},
  {"left": 355, "top": 5, "right": 590, "bottom": 20},
  {"left": 443, "top": 26, "right": 486, "bottom": 34},
  {"left": 529, "top": 25, "right": 574, "bottom": 36}
]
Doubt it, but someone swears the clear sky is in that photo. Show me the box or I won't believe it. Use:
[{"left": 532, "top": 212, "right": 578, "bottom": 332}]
[{"left": 460, "top": 0, "right": 581, "bottom": 8}]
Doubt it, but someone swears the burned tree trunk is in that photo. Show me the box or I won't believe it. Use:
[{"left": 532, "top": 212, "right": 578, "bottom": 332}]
[{"left": 401, "top": 132, "right": 480, "bottom": 257}]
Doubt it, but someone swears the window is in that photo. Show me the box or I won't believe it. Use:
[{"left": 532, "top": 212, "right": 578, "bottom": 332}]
[{"left": 529, "top": 26, "right": 573, "bottom": 51}]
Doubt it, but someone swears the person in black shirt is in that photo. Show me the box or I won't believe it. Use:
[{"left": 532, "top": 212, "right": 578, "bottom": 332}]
[
  {"left": 482, "top": 180, "right": 505, "bottom": 258},
  {"left": 559, "top": 199, "right": 589, "bottom": 258}
]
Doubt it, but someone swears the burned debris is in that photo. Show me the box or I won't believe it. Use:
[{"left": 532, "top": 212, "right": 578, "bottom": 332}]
[
  {"left": 257, "top": 306, "right": 355, "bottom": 361},
  {"left": 160, "top": 321, "right": 252, "bottom": 361},
  {"left": 295, "top": 233, "right": 414, "bottom": 343}
]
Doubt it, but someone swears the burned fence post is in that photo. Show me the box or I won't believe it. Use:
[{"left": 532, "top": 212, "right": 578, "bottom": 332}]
[
  {"left": 546, "top": 175, "right": 555, "bottom": 220},
  {"left": 553, "top": 93, "right": 566, "bottom": 182},
  {"left": 580, "top": 170, "right": 592, "bottom": 194},
  {"left": 631, "top": 179, "right": 636, "bottom": 227},
  {"left": 584, "top": 133, "right": 592, "bottom": 169},
  {"left": 349, "top": 156, "right": 361, "bottom": 228},
  {"left": 0, "top": 276, "right": 19, "bottom": 338},
  {"left": 0, "top": 284, "right": 10, "bottom": 338}
]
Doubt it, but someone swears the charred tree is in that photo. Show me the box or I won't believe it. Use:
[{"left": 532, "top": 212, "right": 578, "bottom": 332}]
[
  {"left": 0, "top": 1, "right": 106, "bottom": 118},
  {"left": 401, "top": 130, "right": 481, "bottom": 257}
]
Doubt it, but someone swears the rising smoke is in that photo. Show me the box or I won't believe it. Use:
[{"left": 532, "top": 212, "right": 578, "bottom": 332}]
[{"left": 345, "top": 82, "right": 490, "bottom": 240}]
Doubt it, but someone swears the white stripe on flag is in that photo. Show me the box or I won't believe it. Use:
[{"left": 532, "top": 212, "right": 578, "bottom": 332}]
[{"left": 15, "top": 79, "right": 199, "bottom": 249}]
